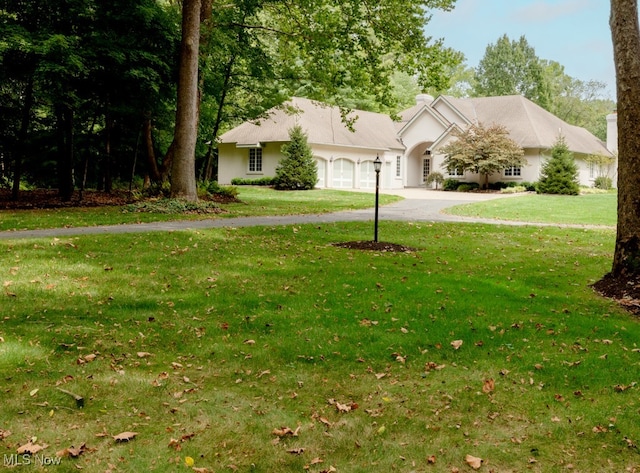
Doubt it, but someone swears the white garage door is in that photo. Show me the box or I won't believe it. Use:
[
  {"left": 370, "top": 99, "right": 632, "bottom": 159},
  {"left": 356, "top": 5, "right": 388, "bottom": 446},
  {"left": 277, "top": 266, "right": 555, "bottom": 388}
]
[
  {"left": 359, "top": 160, "right": 376, "bottom": 189},
  {"left": 316, "top": 158, "right": 326, "bottom": 187},
  {"left": 332, "top": 159, "right": 354, "bottom": 188}
]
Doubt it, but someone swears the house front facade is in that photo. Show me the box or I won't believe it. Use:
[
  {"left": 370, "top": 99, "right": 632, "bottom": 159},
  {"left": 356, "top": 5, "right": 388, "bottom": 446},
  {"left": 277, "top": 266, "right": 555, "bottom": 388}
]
[{"left": 218, "top": 95, "right": 616, "bottom": 190}]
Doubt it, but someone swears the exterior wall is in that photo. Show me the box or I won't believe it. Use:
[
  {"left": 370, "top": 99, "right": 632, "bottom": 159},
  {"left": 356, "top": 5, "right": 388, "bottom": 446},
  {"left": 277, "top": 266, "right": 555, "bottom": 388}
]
[
  {"left": 217, "top": 141, "right": 286, "bottom": 184},
  {"left": 218, "top": 141, "right": 405, "bottom": 189},
  {"left": 430, "top": 148, "right": 543, "bottom": 187}
]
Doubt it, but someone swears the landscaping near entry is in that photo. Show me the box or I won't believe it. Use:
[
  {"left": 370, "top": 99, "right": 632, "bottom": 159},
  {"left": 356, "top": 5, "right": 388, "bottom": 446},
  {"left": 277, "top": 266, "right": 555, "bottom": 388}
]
[{"left": 218, "top": 95, "right": 616, "bottom": 191}]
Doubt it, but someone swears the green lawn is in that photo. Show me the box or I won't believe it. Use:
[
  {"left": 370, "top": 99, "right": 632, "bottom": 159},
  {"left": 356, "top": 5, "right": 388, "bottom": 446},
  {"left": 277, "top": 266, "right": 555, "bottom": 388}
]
[
  {"left": 0, "top": 187, "right": 402, "bottom": 232},
  {"left": 445, "top": 193, "right": 617, "bottom": 226},
  {"left": 1, "top": 216, "right": 638, "bottom": 472}
]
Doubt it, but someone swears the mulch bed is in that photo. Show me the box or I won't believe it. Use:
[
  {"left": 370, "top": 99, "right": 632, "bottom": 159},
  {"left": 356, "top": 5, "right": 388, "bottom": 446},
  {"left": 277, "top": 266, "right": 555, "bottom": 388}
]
[
  {"left": 592, "top": 272, "right": 640, "bottom": 316},
  {"left": 0, "top": 189, "right": 236, "bottom": 210},
  {"left": 0, "top": 189, "right": 136, "bottom": 210},
  {"left": 332, "top": 241, "right": 417, "bottom": 252}
]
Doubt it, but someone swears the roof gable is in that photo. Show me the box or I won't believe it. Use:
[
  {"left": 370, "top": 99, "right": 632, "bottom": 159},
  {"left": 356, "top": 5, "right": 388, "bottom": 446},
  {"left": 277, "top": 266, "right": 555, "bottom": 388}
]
[
  {"left": 439, "top": 95, "right": 611, "bottom": 156},
  {"left": 220, "top": 97, "right": 404, "bottom": 151}
]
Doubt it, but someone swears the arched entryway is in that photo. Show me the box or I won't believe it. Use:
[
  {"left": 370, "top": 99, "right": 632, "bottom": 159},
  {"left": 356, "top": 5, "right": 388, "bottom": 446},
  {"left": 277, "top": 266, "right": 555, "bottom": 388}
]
[{"left": 406, "top": 142, "right": 434, "bottom": 187}]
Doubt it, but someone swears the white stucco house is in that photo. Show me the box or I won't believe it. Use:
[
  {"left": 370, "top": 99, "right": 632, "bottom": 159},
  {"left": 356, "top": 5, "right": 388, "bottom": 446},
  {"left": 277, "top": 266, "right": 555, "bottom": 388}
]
[{"left": 218, "top": 95, "right": 617, "bottom": 190}]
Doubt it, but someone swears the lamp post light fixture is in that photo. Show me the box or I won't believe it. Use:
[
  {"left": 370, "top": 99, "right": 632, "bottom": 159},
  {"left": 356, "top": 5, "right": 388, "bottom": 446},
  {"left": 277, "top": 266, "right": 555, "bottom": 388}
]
[{"left": 373, "top": 154, "right": 382, "bottom": 242}]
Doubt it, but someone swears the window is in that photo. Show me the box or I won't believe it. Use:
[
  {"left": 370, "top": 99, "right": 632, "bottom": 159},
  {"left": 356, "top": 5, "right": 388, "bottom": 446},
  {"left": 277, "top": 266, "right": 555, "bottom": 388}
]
[
  {"left": 249, "top": 148, "right": 262, "bottom": 172},
  {"left": 589, "top": 162, "right": 596, "bottom": 179},
  {"left": 396, "top": 156, "right": 401, "bottom": 178},
  {"left": 422, "top": 158, "right": 431, "bottom": 182},
  {"left": 448, "top": 167, "right": 464, "bottom": 177},
  {"left": 504, "top": 166, "right": 521, "bottom": 177}
]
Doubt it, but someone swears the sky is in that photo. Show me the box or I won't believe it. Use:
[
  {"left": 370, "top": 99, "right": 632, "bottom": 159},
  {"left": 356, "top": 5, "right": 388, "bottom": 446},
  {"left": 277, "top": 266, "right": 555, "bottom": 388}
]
[{"left": 427, "top": 0, "right": 615, "bottom": 99}]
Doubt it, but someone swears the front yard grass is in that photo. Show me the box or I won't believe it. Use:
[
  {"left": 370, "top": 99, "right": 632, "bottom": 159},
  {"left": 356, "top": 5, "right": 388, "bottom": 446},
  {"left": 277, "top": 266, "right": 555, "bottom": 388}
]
[
  {"left": 0, "top": 187, "right": 402, "bottom": 232},
  {"left": 1, "top": 220, "right": 638, "bottom": 472},
  {"left": 444, "top": 193, "right": 617, "bottom": 226}
]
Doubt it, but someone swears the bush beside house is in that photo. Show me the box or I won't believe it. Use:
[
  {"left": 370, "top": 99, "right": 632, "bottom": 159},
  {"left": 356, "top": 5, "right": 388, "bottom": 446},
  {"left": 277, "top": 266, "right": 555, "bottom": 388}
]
[{"left": 274, "top": 125, "right": 318, "bottom": 190}]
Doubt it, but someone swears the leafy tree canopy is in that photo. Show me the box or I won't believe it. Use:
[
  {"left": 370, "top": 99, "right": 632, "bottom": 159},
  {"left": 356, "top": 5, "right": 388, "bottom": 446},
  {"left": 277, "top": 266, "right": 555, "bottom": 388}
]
[{"left": 473, "top": 34, "right": 551, "bottom": 109}]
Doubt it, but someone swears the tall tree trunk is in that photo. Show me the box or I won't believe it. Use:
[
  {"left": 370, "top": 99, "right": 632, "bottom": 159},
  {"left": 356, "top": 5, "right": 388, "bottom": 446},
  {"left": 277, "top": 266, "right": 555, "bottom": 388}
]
[
  {"left": 103, "top": 109, "right": 113, "bottom": 193},
  {"left": 170, "top": 0, "right": 202, "bottom": 201},
  {"left": 610, "top": 0, "right": 640, "bottom": 277},
  {"left": 56, "top": 104, "right": 75, "bottom": 202},
  {"left": 12, "top": 76, "right": 34, "bottom": 201},
  {"left": 144, "top": 117, "right": 162, "bottom": 183}
]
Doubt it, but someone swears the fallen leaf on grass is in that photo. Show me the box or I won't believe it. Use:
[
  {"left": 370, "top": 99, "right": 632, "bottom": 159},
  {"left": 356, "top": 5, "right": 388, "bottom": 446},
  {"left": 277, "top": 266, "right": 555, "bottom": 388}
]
[
  {"left": 482, "top": 379, "right": 495, "bottom": 394},
  {"left": 287, "top": 447, "right": 305, "bottom": 455},
  {"left": 328, "top": 398, "right": 358, "bottom": 413},
  {"left": 272, "top": 426, "right": 300, "bottom": 437},
  {"left": 56, "top": 442, "right": 89, "bottom": 458},
  {"left": 451, "top": 340, "right": 463, "bottom": 350},
  {"left": 17, "top": 441, "right": 48, "bottom": 455},
  {"left": 137, "top": 352, "right": 152, "bottom": 358},
  {"left": 425, "top": 362, "right": 446, "bottom": 372},
  {"left": 0, "top": 428, "right": 11, "bottom": 439},
  {"left": 465, "top": 454, "right": 483, "bottom": 470},
  {"left": 336, "top": 402, "right": 357, "bottom": 413},
  {"left": 113, "top": 431, "right": 138, "bottom": 442},
  {"left": 614, "top": 382, "right": 637, "bottom": 392},
  {"left": 427, "top": 454, "right": 436, "bottom": 464}
]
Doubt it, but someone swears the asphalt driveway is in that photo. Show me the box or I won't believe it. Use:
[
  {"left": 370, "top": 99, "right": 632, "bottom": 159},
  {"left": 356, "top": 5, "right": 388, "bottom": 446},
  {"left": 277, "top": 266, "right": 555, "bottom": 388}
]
[{"left": 0, "top": 189, "right": 531, "bottom": 240}]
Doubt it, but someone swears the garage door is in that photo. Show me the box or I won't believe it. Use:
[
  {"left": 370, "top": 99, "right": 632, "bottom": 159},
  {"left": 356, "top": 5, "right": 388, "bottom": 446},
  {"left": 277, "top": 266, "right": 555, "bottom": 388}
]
[
  {"left": 332, "top": 158, "right": 354, "bottom": 188},
  {"left": 359, "top": 160, "right": 376, "bottom": 189}
]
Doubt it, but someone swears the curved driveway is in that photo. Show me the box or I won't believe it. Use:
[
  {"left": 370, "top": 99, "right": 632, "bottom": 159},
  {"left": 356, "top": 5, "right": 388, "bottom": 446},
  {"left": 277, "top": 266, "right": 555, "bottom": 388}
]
[{"left": 0, "top": 189, "right": 576, "bottom": 240}]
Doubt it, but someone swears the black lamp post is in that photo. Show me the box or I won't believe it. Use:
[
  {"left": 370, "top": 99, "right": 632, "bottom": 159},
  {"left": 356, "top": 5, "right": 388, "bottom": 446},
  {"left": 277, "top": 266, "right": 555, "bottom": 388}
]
[{"left": 373, "top": 154, "right": 382, "bottom": 242}]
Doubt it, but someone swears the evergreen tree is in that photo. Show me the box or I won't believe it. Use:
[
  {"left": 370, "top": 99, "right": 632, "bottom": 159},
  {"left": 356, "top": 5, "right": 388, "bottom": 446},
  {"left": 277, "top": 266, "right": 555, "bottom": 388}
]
[
  {"left": 537, "top": 137, "right": 580, "bottom": 195},
  {"left": 275, "top": 125, "right": 318, "bottom": 190}
]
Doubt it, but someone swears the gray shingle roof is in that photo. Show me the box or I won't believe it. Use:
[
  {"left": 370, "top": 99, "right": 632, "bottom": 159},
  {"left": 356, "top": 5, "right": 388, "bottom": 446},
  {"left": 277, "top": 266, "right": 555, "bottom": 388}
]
[
  {"left": 438, "top": 95, "right": 611, "bottom": 156},
  {"left": 219, "top": 97, "right": 404, "bottom": 151}
]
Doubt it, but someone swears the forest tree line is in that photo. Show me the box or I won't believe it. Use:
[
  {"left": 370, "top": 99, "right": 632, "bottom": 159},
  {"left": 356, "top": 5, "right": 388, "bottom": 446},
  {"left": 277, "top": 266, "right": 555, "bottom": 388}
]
[{"left": 0, "top": 0, "right": 613, "bottom": 201}]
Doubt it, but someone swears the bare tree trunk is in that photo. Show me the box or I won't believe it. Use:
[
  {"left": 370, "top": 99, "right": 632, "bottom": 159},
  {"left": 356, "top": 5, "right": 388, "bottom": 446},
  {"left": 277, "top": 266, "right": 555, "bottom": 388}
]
[
  {"left": 56, "top": 104, "right": 75, "bottom": 202},
  {"left": 144, "top": 117, "right": 162, "bottom": 183},
  {"left": 170, "top": 0, "right": 202, "bottom": 201},
  {"left": 610, "top": 0, "right": 640, "bottom": 277},
  {"left": 12, "top": 76, "right": 34, "bottom": 201}
]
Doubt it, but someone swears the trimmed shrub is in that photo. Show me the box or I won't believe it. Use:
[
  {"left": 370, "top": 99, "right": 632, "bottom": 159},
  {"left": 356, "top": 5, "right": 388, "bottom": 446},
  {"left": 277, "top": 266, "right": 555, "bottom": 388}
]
[
  {"left": 443, "top": 178, "right": 460, "bottom": 191},
  {"left": 500, "top": 185, "right": 527, "bottom": 194},
  {"left": 456, "top": 182, "right": 480, "bottom": 192},
  {"left": 200, "top": 181, "right": 239, "bottom": 199},
  {"left": 425, "top": 172, "right": 445, "bottom": 189},
  {"left": 593, "top": 176, "right": 613, "bottom": 190},
  {"left": 231, "top": 177, "right": 276, "bottom": 186}
]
